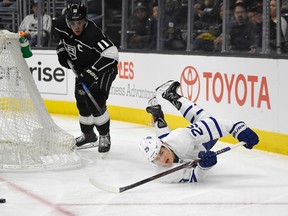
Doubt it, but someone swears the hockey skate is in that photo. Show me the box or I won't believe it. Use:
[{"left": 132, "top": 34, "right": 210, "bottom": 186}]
[
  {"left": 75, "top": 131, "right": 98, "bottom": 150},
  {"left": 146, "top": 104, "right": 167, "bottom": 128},
  {"left": 98, "top": 133, "right": 111, "bottom": 153},
  {"left": 146, "top": 104, "right": 164, "bottom": 123},
  {"left": 156, "top": 80, "right": 182, "bottom": 110},
  {"left": 146, "top": 96, "right": 168, "bottom": 128}
]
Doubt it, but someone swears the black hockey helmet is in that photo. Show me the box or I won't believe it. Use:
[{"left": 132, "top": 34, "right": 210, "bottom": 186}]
[{"left": 65, "top": 2, "right": 87, "bottom": 21}]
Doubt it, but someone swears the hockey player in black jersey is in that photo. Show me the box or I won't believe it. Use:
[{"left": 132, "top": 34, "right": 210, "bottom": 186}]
[{"left": 55, "top": 2, "right": 119, "bottom": 154}]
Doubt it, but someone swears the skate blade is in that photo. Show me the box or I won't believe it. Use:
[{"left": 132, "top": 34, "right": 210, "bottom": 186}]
[
  {"left": 76, "top": 142, "right": 98, "bottom": 150},
  {"left": 155, "top": 80, "right": 174, "bottom": 94},
  {"left": 148, "top": 96, "right": 158, "bottom": 106}
]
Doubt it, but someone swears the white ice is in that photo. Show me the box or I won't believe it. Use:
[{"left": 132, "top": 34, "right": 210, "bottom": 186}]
[{"left": 1, "top": 114, "right": 288, "bottom": 216}]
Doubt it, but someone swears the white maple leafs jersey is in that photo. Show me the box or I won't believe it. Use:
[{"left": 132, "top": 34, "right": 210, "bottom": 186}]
[{"left": 154, "top": 97, "right": 236, "bottom": 183}]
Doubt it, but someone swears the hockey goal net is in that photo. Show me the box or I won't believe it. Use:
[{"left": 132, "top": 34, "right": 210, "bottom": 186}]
[{"left": 0, "top": 30, "right": 82, "bottom": 170}]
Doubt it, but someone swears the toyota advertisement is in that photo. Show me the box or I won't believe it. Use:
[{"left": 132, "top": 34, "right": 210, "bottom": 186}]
[{"left": 26, "top": 51, "right": 288, "bottom": 137}]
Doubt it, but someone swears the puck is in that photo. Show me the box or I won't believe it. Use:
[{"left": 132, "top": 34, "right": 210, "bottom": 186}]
[{"left": 0, "top": 198, "right": 6, "bottom": 203}]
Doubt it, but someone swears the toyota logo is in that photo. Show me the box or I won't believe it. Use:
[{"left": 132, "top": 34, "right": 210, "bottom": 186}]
[{"left": 180, "top": 66, "right": 200, "bottom": 102}]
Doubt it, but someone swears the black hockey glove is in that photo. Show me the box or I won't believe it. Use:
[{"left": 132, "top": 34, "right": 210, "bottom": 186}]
[
  {"left": 198, "top": 151, "right": 217, "bottom": 169},
  {"left": 79, "top": 67, "right": 99, "bottom": 87},
  {"left": 231, "top": 122, "right": 259, "bottom": 149},
  {"left": 56, "top": 45, "right": 70, "bottom": 69}
]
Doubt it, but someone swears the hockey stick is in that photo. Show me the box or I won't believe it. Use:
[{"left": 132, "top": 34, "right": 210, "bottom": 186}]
[
  {"left": 67, "top": 60, "right": 102, "bottom": 114},
  {"left": 89, "top": 142, "right": 246, "bottom": 193}
]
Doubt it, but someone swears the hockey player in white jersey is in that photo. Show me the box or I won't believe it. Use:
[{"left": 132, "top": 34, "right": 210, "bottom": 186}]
[{"left": 139, "top": 80, "right": 259, "bottom": 183}]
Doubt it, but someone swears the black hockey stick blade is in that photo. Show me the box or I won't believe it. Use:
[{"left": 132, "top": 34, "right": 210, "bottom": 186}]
[{"left": 89, "top": 142, "right": 246, "bottom": 193}]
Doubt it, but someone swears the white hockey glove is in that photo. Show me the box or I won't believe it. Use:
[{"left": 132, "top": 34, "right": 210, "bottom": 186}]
[{"left": 231, "top": 121, "right": 259, "bottom": 149}]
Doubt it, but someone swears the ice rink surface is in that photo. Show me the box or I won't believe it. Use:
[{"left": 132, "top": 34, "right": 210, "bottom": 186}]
[{"left": 1, "top": 114, "right": 288, "bottom": 216}]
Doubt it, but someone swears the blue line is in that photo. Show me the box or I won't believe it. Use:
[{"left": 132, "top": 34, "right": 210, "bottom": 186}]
[
  {"left": 201, "top": 120, "right": 213, "bottom": 141},
  {"left": 196, "top": 109, "right": 203, "bottom": 115},
  {"left": 183, "top": 105, "right": 192, "bottom": 118},
  {"left": 210, "top": 116, "right": 223, "bottom": 137},
  {"left": 159, "top": 133, "right": 169, "bottom": 139}
]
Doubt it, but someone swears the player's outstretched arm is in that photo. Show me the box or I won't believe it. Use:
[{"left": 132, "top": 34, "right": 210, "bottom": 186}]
[{"left": 154, "top": 151, "right": 217, "bottom": 183}]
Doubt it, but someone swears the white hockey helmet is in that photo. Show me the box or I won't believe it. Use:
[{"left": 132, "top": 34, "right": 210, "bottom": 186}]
[{"left": 139, "top": 135, "right": 163, "bottom": 162}]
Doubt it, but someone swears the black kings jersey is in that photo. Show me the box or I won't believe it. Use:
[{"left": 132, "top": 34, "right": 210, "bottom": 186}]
[{"left": 55, "top": 16, "right": 118, "bottom": 73}]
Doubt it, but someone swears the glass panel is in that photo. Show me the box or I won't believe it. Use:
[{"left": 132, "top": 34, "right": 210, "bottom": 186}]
[
  {"left": 160, "top": 0, "right": 187, "bottom": 51},
  {"left": 11, "top": 0, "right": 288, "bottom": 56},
  {"left": 269, "top": 0, "right": 288, "bottom": 55},
  {"left": 223, "top": 1, "right": 259, "bottom": 54},
  {"left": 126, "top": 0, "right": 154, "bottom": 50},
  {"left": 192, "top": 0, "right": 223, "bottom": 52},
  {"left": 105, "top": 0, "right": 122, "bottom": 49}
]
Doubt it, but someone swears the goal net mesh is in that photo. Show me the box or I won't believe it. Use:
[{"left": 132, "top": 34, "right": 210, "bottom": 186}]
[{"left": 0, "top": 30, "right": 82, "bottom": 170}]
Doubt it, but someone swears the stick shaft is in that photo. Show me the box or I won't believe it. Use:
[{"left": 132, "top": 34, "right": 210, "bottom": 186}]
[{"left": 67, "top": 60, "right": 102, "bottom": 113}]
